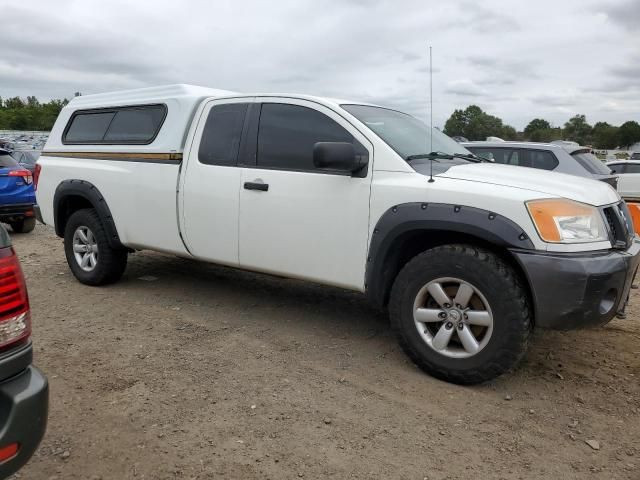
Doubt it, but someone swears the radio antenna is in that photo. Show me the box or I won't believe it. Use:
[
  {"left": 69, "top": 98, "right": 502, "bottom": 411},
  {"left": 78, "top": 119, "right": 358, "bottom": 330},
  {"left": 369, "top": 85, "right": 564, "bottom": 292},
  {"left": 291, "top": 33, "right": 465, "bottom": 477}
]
[{"left": 428, "top": 45, "right": 435, "bottom": 183}]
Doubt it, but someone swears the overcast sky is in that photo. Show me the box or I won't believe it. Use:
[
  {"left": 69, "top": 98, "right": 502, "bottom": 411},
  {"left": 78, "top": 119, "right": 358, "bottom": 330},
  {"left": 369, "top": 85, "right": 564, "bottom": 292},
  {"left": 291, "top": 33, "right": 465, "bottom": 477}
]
[{"left": 1, "top": 0, "right": 638, "bottom": 129}]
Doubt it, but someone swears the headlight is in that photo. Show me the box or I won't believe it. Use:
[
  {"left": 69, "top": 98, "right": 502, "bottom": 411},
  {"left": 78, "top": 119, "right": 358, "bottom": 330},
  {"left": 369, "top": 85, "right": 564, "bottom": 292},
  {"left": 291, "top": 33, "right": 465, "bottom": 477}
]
[{"left": 526, "top": 199, "right": 608, "bottom": 243}]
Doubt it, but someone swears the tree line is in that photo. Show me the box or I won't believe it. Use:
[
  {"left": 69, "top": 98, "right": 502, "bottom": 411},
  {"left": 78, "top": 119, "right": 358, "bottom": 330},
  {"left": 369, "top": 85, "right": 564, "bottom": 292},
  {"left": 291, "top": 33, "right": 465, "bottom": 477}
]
[
  {"left": 0, "top": 96, "right": 69, "bottom": 131},
  {"left": 443, "top": 105, "right": 640, "bottom": 149},
  {"left": 2, "top": 95, "right": 640, "bottom": 150}
]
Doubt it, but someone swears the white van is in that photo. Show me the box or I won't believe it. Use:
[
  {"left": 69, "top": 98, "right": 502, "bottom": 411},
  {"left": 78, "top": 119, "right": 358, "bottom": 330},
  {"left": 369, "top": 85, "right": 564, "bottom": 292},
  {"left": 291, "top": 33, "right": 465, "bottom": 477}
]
[{"left": 35, "top": 84, "right": 639, "bottom": 384}]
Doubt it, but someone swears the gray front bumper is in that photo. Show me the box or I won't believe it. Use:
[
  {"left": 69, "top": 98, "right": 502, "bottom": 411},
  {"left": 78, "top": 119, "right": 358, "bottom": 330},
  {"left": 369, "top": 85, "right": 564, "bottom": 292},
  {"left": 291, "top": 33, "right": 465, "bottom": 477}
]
[{"left": 511, "top": 240, "right": 640, "bottom": 329}]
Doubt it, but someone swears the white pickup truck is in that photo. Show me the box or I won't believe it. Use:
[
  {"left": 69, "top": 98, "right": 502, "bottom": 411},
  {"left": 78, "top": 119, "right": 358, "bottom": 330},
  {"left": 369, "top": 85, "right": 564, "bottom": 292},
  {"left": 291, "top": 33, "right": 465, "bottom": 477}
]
[{"left": 36, "top": 85, "right": 639, "bottom": 384}]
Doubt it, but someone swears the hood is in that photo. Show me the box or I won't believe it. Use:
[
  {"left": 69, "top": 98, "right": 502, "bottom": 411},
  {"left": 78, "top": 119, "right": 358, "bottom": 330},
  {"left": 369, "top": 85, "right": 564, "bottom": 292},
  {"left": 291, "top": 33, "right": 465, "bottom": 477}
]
[{"left": 438, "top": 163, "right": 620, "bottom": 206}]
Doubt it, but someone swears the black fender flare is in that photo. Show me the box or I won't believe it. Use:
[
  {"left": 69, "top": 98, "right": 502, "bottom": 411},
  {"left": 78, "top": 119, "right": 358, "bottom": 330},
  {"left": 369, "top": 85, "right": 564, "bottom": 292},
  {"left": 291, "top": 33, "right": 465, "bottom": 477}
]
[
  {"left": 53, "top": 180, "right": 124, "bottom": 249},
  {"left": 365, "top": 202, "right": 535, "bottom": 306}
]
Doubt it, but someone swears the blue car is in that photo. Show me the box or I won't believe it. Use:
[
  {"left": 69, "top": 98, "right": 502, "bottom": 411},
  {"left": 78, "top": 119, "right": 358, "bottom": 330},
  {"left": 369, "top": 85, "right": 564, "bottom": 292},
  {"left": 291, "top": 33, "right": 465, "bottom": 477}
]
[{"left": 0, "top": 149, "right": 36, "bottom": 233}]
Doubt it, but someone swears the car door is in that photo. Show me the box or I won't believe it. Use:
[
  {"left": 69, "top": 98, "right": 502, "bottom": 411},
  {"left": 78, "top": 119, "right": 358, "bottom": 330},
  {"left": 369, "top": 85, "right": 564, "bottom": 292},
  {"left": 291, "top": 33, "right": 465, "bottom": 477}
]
[
  {"left": 180, "top": 97, "right": 253, "bottom": 265},
  {"left": 238, "top": 98, "right": 373, "bottom": 290},
  {"left": 612, "top": 163, "right": 640, "bottom": 199}
]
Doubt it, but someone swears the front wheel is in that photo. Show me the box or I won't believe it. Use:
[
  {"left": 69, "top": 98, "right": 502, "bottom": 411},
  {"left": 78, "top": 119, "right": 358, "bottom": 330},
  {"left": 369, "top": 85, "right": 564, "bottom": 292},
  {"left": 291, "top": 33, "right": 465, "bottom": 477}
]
[
  {"left": 389, "top": 244, "right": 532, "bottom": 384},
  {"left": 64, "top": 208, "right": 127, "bottom": 285}
]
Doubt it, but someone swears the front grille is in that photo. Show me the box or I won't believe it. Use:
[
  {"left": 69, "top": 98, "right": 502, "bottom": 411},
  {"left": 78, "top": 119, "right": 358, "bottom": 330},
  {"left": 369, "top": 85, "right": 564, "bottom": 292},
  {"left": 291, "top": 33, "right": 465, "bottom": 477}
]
[
  {"left": 604, "top": 208, "right": 617, "bottom": 239},
  {"left": 603, "top": 201, "right": 632, "bottom": 249}
]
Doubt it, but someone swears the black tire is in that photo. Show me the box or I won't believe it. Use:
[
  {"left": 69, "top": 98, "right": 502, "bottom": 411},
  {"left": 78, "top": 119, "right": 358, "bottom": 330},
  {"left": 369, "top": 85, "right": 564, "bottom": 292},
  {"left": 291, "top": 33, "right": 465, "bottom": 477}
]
[
  {"left": 389, "top": 244, "right": 531, "bottom": 385},
  {"left": 63, "top": 208, "right": 127, "bottom": 286},
  {"left": 10, "top": 217, "right": 36, "bottom": 233}
]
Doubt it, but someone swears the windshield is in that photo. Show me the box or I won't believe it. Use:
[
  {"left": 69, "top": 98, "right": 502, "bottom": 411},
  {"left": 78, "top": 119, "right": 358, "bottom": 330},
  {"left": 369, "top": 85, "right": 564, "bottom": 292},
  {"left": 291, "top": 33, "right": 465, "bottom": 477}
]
[
  {"left": 341, "top": 104, "right": 472, "bottom": 159},
  {"left": 571, "top": 150, "right": 611, "bottom": 175}
]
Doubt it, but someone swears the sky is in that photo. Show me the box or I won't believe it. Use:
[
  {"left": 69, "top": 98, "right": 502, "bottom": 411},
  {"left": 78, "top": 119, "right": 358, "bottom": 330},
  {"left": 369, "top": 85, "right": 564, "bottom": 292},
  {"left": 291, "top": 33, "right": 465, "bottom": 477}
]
[{"left": 0, "top": 0, "right": 638, "bottom": 130}]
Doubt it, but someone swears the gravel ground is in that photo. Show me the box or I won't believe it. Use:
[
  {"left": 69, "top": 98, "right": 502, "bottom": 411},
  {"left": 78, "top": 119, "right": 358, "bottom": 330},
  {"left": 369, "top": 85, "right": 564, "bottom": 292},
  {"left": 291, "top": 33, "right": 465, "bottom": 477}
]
[{"left": 9, "top": 225, "right": 640, "bottom": 479}]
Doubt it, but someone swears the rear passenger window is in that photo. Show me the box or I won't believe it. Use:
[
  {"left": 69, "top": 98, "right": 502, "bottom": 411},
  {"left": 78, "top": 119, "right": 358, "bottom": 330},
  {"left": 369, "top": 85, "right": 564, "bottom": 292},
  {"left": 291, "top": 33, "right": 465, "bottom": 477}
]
[
  {"left": 469, "top": 148, "right": 558, "bottom": 171},
  {"left": 625, "top": 164, "right": 640, "bottom": 174},
  {"left": 525, "top": 150, "right": 558, "bottom": 170},
  {"left": 470, "top": 148, "right": 511, "bottom": 164},
  {"left": 198, "top": 103, "right": 248, "bottom": 166},
  {"left": 257, "top": 103, "right": 361, "bottom": 172},
  {"left": 63, "top": 104, "right": 167, "bottom": 144}
]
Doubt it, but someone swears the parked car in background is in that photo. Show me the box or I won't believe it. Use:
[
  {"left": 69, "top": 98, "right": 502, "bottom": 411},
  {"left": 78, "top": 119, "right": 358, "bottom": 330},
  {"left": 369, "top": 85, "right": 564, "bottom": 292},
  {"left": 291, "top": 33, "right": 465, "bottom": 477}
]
[
  {"left": 630, "top": 152, "right": 640, "bottom": 161},
  {"left": 463, "top": 141, "right": 618, "bottom": 188},
  {"left": 607, "top": 160, "right": 640, "bottom": 201},
  {"left": 0, "top": 149, "right": 36, "bottom": 233},
  {"left": 0, "top": 224, "right": 48, "bottom": 479},
  {"left": 10, "top": 150, "right": 41, "bottom": 173}
]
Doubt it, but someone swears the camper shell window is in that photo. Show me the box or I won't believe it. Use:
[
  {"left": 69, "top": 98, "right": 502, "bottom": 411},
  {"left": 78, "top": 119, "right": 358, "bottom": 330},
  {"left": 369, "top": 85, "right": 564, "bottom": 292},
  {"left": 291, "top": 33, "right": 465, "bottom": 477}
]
[{"left": 63, "top": 104, "right": 167, "bottom": 145}]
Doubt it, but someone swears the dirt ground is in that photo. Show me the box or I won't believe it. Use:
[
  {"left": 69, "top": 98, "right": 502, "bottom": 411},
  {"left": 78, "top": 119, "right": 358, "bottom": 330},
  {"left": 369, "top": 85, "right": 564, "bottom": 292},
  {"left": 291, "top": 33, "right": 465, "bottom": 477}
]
[{"left": 9, "top": 224, "right": 640, "bottom": 480}]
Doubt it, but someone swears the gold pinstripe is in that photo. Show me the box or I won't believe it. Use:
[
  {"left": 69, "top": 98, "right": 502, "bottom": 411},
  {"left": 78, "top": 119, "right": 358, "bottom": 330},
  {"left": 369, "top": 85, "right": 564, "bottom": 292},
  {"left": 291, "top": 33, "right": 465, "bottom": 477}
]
[{"left": 41, "top": 151, "right": 183, "bottom": 161}]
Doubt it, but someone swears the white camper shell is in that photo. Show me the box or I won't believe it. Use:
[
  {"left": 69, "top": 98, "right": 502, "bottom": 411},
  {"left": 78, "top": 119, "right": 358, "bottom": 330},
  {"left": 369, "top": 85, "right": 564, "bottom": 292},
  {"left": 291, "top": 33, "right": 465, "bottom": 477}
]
[{"left": 46, "top": 84, "right": 236, "bottom": 154}]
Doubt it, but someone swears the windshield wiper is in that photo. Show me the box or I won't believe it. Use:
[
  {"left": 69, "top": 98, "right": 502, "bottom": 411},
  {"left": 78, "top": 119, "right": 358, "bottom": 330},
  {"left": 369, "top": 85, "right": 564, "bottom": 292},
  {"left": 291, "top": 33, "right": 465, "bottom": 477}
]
[
  {"left": 454, "top": 152, "right": 491, "bottom": 163},
  {"left": 406, "top": 151, "right": 489, "bottom": 163}
]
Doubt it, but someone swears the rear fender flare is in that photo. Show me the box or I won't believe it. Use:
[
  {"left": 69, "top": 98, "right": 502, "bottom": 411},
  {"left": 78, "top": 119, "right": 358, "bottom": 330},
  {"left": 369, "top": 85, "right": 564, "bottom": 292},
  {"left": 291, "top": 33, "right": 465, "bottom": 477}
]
[{"left": 53, "top": 180, "right": 124, "bottom": 249}]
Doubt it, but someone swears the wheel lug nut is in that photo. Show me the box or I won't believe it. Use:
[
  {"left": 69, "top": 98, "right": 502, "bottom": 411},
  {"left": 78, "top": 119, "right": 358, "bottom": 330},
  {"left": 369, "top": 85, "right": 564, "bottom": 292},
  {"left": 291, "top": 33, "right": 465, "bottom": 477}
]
[
  {"left": 457, "top": 323, "right": 464, "bottom": 330},
  {"left": 438, "top": 312, "right": 447, "bottom": 319},
  {"left": 445, "top": 322, "right": 453, "bottom": 329},
  {"left": 463, "top": 314, "right": 468, "bottom": 319},
  {"left": 444, "top": 303, "right": 451, "bottom": 308}
]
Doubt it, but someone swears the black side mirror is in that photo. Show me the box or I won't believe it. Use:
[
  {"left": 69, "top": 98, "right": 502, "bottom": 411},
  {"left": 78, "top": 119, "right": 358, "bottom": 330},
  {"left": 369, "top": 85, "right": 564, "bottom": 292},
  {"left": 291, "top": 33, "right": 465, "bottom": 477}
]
[{"left": 313, "top": 142, "right": 368, "bottom": 175}]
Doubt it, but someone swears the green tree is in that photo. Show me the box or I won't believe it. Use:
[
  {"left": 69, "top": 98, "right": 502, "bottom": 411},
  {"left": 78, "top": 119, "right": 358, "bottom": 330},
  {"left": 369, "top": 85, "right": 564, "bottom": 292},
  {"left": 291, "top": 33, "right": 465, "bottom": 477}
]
[
  {"left": 4, "top": 97, "right": 25, "bottom": 109},
  {"left": 26, "top": 96, "right": 39, "bottom": 108},
  {"left": 563, "top": 114, "right": 592, "bottom": 145},
  {"left": 618, "top": 121, "right": 640, "bottom": 148},
  {"left": 0, "top": 96, "right": 68, "bottom": 130},
  {"left": 524, "top": 118, "right": 551, "bottom": 139},
  {"left": 592, "top": 122, "right": 619, "bottom": 149},
  {"left": 501, "top": 125, "right": 518, "bottom": 140},
  {"left": 443, "top": 105, "right": 512, "bottom": 141}
]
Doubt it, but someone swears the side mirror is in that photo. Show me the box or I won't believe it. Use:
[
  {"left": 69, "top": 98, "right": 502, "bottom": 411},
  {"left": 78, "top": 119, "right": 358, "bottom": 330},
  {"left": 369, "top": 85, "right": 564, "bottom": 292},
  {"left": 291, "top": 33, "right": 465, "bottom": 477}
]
[{"left": 313, "top": 142, "right": 368, "bottom": 175}]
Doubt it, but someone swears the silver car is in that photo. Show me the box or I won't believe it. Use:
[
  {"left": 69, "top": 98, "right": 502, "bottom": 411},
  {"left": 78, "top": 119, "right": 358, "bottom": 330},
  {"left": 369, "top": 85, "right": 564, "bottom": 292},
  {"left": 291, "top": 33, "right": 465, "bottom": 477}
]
[{"left": 462, "top": 141, "right": 618, "bottom": 189}]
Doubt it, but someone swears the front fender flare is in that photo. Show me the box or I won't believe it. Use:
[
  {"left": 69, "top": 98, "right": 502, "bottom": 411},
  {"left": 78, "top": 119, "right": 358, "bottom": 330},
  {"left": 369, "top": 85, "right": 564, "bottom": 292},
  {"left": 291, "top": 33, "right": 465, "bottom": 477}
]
[{"left": 365, "top": 202, "right": 535, "bottom": 306}]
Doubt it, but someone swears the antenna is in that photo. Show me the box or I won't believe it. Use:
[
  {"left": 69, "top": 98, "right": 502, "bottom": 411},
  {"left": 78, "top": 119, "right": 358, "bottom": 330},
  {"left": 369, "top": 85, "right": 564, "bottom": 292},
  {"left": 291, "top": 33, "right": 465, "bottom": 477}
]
[{"left": 428, "top": 45, "right": 435, "bottom": 183}]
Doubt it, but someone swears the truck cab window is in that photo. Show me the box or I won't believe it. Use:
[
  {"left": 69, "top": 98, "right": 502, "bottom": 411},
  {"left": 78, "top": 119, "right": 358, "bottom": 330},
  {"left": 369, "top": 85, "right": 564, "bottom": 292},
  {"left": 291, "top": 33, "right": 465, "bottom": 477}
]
[
  {"left": 257, "top": 103, "right": 360, "bottom": 172},
  {"left": 198, "top": 103, "right": 248, "bottom": 166}
]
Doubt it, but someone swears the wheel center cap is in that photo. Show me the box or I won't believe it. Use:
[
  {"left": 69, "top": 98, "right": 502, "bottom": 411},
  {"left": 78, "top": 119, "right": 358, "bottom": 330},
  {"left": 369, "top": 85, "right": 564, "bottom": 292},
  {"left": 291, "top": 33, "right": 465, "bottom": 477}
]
[{"left": 449, "top": 310, "right": 460, "bottom": 322}]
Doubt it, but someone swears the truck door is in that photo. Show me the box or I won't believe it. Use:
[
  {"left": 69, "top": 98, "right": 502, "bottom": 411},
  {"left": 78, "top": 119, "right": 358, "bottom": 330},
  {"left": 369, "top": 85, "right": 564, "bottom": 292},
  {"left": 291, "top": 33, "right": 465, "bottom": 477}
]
[
  {"left": 238, "top": 99, "right": 373, "bottom": 290},
  {"left": 180, "top": 98, "right": 253, "bottom": 265}
]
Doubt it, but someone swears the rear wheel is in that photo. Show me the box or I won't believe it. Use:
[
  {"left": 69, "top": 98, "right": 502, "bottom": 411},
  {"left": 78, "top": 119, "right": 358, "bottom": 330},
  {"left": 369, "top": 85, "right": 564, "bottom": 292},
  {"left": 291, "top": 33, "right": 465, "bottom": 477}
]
[
  {"left": 10, "top": 217, "right": 36, "bottom": 233},
  {"left": 389, "top": 244, "right": 531, "bottom": 384},
  {"left": 64, "top": 209, "right": 127, "bottom": 285}
]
